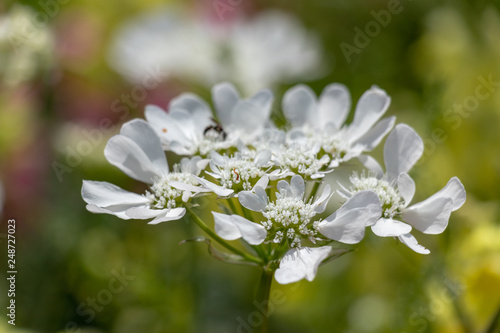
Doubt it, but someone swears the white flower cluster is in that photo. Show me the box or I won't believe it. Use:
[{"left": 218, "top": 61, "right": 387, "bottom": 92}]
[
  {"left": 263, "top": 193, "right": 318, "bottom": 247},
  {"left": 82, "top": 82, "right": 466, "bottom": 284},
  {"left": 108, "top": 9, "right": 324, "bottom": 94},
  {"left": 146, "top": 171, "right": 196, "bottom": 210}
]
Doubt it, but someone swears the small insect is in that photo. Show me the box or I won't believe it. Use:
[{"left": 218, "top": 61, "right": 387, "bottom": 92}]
[{"left": 203, "top": 118, "right": 227, "bottom": 140}]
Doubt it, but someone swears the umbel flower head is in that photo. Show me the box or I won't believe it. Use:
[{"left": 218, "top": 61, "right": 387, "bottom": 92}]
[
  {"left": 213, "top": 175, "right": 382, "bottom": 284},
  {"left": 282, "top": 84, "right": 395, "bottom": 167},
  {"left": 340, "top": 124, "right": 466, "bottom": 254},
  {"left": 144, "top": 82, "right": 273, "bottom": 156},
  {"left": 82, "top": 81, "right": 466, "bottom": 286},
  {"left": 82, "top": 119, "right": 208, "bottom": 224}
]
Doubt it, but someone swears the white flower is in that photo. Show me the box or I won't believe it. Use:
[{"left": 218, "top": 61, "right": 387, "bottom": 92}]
[
  {"left": 144, "top": 82, "right": 273, "bottom": 156},
  {"left": 341, "top": 124, "right": 466, "bottom": 254},
  {"left": 274, "top": 190, "right": 382, "bottom": 285},
  {"left": 212, "top": 82, "right": 273, "bottom": 143},
  {"left": 238, "top": 175, "right": 333, "bottom": 247},
  {"left": 108, "top": 9, "right": 324, "bottom": 94},
  {"left": 251, "top": 128, "right": 331, "bottom": 179},
  {"left": 211, "top": 175, "right": 381, "bottom": 284},
  {"left": 82, "top": 119, "right": 207, "bottom": 224},
  {"left": 274, "top": 246, "right": 332, "bottom": 284},
  {"left": 283, "top": 84, "right": 396, "bottom": 167}
]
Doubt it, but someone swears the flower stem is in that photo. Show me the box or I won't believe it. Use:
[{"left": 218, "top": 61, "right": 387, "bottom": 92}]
[
  {"left": 227, "top": 197, "right": 241, "bottom": 215},
  {"left": 306, "top": 180, "right": 321, "bottom": 203},
  {"left": 254, "top": 268, "right": 275, "bottom": 333},
  {"left": 186, "top": 207, "right": 263, "bottom": 265}
]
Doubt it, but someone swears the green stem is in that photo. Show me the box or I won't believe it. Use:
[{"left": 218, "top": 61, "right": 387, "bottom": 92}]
[
  {"left": 227, "top": 197, "right": 240, "bottom": 215},
  {"left": 253, "top": 268, "right": 275, "bottom": 333},
  {"left": 306, "top": 181, "right": 321, "bottom": 203},
  {"left": 186, "top": 207, "right": 263, "bottom": 265}
]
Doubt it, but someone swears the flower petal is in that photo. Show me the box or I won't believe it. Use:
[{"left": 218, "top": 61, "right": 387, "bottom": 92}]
[
  {"left": 403, "top": 197, "right": 453, "bottom": 234},
  {"left": 169, "top": 180, "right": 210, "bottom": 194},
  {"left": 355, "top": 116, "right": 396, "bottom": 151},
  {"left": 86, "top": 204, "right": 135, "bottom": 220},
  {"left": 210, "top": 150, "right": 226, "bottom": 166},
  {"left": 319, "top": 207, "right": 369, "bottom": 244},
  {"left": 290, "top": 175, "right": 305, "bottom": 199},
  {"left": 282, "top": 84, "right": 316, "bottom": 127},
  {"left": 357, "top": 155, "right": 384, "bottom": 178},
  {"left": 82, "top": 180, "right": 149, "bottom": 207},
  {"left": 316, "top": 83, "right": 351, "bottom": 130},
  {"left": 180, "top": 156, "right": 207, "bottom": 175},
  {"left": 144, "top": 105, "right": 187, "bottom": 144},
  {"left": 212, "top": 212, "right": 266, "bottom": 245},
  {"left": 231, "top": 100, "right": 269, "bottom": 137},
  {"left": 170, "top": 93, "right": 212, "bottom": 120},
  {"left": 384, "top": 124, "right": 424, "bottom": 181},
  {"left": 371, "top": 218, "right": 412, "bottom": 237},
  {"left": 254, "top": 186, "right": 268, "bottom": 206},
  {"left": 168, "top": 109, "right": 198, "bottom": 142},
  {"left": 269, "top": 169, "right": 295, "bottom": 180},
  {"left": 254, "top": 150, "right": 272, "bottom": 167},
  {"left": 426, "top": 177, "right": 466, "bottom": 212},
  {"left": 253, "top": 175, "right": 269, "bottom": 191},
  {"left": 195, "top": 176, "right": 234, "bottom": 197},
  {"left": 274, "top": 246, "right": 332, "bottom": 284},
  {"left": 238, "top": 191, "right": 267, "bottom": 211},
  {"left": 335, "top": 190, "right": 381, "bottom": 222},
  {"left": 398, "top": 233, "right": 430, "bottom": 255},
  {"left": 125, "top": 207, "right": 168, "bottom": 219},
  {"left": 397, "top": 173, "right": 416, "bottom": 206},
  {"left": 120, "top": 119, "right": 169, "bottom": 174},
  {"left": 148, "top": 208, "right": 186, "bottom": 224},
  {"left": 212, "top": 82, "right": 240, "bottom": 128},
  {"left": 277, "top": 179, "right": 293, "bottom": 197},
  {"left": 346, "top": 86, "right": 391, "bottom": 143},
  {"left": 312, "top": 184, "right": 333, "bottom": 213},
  {"left": 104, "top": 135, "right": 162, "bottom": 183},
  {"left": 319, "top": 191, "right": 382, "bottom": 243},
  {"left": 247, "top": 89, "right": 273, "bottom": 122}
]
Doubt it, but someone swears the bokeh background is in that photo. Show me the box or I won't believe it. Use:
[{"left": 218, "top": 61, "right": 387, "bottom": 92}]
[{"left": 1, "top": 0, "right": 500, "bottom": 332}]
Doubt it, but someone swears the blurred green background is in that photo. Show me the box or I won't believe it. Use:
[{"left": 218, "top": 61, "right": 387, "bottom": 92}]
[{"left": 1, "top": 0, "right": 499, "bottom": 332}]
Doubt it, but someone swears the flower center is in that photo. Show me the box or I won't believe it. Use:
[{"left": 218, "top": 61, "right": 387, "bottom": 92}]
[
  {"left": 262, "top": 195, "right": 319, "bottom": 247},
  {"left": 318, "top": 135, "right": 349, "bottom": 161},
  {"left": 278, "top": 144, "right": 329, "bottom": 178},
  {"left": 218, "top": 156, "right": 265, "bottom": 191},
  {"left": 145, "top": 172, "right": 195, "bottom": 210},
  {"left": 198, "top": 138, "right": 227, "bottom": 156},
  {"left": 350, "top": 174, "right": 405, "bottom": 218}
]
